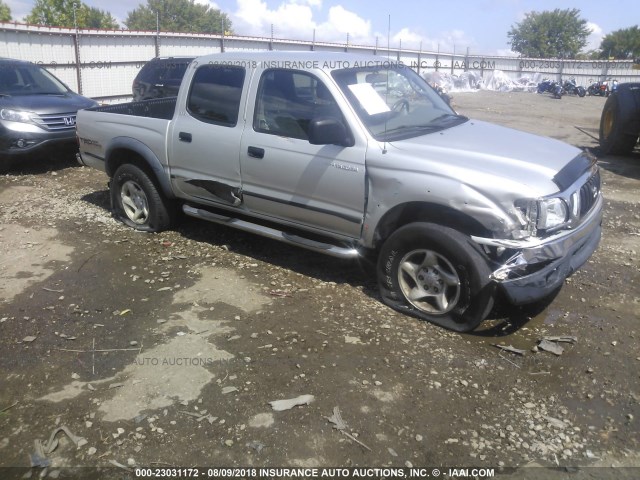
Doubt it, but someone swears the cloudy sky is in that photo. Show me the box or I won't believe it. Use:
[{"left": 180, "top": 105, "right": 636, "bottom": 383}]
[{"left": 4, "top": 0, "right": 637, "bottom": 55}]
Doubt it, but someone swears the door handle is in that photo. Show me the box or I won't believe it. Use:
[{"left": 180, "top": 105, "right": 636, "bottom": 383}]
[
  {"left": 247, "top": 146, "right": 265, "bottom": 159},
  {"left": 179, "top": 132, "right": 192, "bottom": 143}
]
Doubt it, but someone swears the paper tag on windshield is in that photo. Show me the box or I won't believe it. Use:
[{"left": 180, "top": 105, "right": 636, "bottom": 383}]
[{"left": 348, "top": 83, "right": 391, "bottom": 115}]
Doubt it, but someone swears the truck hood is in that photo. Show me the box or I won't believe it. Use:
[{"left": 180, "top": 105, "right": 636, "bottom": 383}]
[
  {"left": 386, "top": 119, "right": 583, "bottom": 195},
  {"left": 0, "top": 92, "right": 97, "bottom": 114}
]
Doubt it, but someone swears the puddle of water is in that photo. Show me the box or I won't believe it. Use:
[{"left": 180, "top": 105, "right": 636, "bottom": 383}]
[
  {"left": 540, "top": 308, "right": 579, "bottom": 325},
  {"left": 459, "top": 306, "right": 577, "bottom": 355}
]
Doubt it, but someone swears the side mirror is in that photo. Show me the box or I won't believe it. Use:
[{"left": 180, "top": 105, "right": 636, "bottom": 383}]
[{"left": 308, "top": 117, "right": 353, "bottom": 146}]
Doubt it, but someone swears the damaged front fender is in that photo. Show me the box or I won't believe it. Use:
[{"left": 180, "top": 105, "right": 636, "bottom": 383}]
[{"left": 363, "top": 168, "right": 523, "bottom": 247}]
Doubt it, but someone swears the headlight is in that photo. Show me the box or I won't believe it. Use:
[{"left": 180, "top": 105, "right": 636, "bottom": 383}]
[
  {"left": 515, "top": 197, "right": 569, "bottom": 236},
  {"left": 538, "top": 198, "right": 568, "bottom": 230},
  {"left": 0, "top": 108, "right": 33, "bottom": 123}
]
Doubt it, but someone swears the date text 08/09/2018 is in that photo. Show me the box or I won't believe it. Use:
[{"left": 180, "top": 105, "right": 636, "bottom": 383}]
[{"left": 134, "top": 467, "right": 496, "bottom": 478}]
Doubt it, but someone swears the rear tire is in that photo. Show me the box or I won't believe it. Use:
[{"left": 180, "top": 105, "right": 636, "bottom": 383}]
[
  {"left": 110, "top": 164, "right": 174, "bottom": 232},
  {"left": 577, "top": 86, "right": 586, "bottom": 97},
  {"left": 599, "top": 83, "right": 640, "bottom": 155},
  {"left": 377, "top": 223, "right": 495, "bottom": 332}
]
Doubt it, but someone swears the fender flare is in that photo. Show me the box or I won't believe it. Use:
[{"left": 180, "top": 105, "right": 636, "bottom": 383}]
[{"left": 105, "top": 137, "right": 175, "bottom": 199}]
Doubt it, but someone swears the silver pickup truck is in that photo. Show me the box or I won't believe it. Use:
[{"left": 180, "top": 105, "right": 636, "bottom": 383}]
[{"left": 76, "top": 51, "right": 602, "bottom": 332}]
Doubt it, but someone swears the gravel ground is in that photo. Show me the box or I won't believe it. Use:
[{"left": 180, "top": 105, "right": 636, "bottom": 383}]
[{"left": 0, "top": 90, "right": 638, "bottom": 479}]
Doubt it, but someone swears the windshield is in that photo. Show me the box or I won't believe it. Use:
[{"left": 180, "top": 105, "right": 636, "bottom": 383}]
[
  {"left": 0, "top": 63, "right": 69, "bottom": 96},
  {"left": 332, "top": 65, "right": 467, "bottom": 141}
]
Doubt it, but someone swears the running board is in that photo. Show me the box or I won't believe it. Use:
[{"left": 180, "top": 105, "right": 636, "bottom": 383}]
[{"left": 182, "top": 205, "right": 360, "bottom": 259}]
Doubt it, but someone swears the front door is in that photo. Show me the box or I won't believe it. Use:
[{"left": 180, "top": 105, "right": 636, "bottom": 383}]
[{"left": 239, "top": 68, "right": 367, "bottom": 239}]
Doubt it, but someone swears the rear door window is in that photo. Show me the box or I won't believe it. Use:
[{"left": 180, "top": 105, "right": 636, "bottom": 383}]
[{"left": 187, "top": 65, "right": 245, "bottom": 127}]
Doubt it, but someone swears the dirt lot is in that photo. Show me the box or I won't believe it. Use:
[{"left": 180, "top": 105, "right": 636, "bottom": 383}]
[{"left": 0, "top": 90, "right": 639, "bottom": 479}]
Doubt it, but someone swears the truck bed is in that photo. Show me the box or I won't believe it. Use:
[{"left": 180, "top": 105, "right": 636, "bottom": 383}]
[
  {"left": 89, "top": 97, "right": 177, "bottom": 120},
  {"left": 77, "top": 97, "right": 175, "bottom": 172}
]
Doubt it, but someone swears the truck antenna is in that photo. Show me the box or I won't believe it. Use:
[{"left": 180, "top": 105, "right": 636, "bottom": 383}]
[{"left": 382, "top": 14, "right": 391, "bottom": 154}]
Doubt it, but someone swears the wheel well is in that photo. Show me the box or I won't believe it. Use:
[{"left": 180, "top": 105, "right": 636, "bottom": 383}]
[
  {"left": 372, "top": 202, "right": 492, "bottom": 250},
  {"left": 106, "top": 148, "right": 154, "bottom": 180}
]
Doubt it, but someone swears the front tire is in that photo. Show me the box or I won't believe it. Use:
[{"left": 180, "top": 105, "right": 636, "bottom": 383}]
[
  {"left": 110, "top": 164, "right": 174, "bottom": 232},
  {"left": 377, "top": 223, "right": 495, "bottom": 332}
]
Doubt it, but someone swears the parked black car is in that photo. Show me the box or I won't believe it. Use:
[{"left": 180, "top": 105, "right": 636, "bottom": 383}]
[
  {"left": 132, "top": 57, "right": 195, "bottom": 101},
  {"left": 0, "top": 58, "right": 97, "bottom": 172}
]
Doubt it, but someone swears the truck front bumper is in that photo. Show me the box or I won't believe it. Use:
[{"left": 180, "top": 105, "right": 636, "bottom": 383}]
[{"left": 472, "top": 194, "right": 603, "bottom": 305}]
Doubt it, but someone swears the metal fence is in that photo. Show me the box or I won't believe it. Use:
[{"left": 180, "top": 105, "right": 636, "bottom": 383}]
[{"left": 1, "top": 21, "right": 639, "bottom": 102}]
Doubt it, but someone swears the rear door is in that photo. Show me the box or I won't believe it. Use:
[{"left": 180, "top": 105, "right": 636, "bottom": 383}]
[{"left": 169, "top": 63, "right": 247, "bottom": 206}]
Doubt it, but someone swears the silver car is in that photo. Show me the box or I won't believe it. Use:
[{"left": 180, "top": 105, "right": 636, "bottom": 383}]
[{"left": 76, "top": 51, "right": 602, "bottom": 331}]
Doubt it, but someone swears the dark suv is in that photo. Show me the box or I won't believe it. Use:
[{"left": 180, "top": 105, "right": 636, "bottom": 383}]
[
  {"left": 132, "top": 57, "right": 195, "bottom": 101},
  {"left": 0, "top": 58, "right": 97, "bottom": 172}
]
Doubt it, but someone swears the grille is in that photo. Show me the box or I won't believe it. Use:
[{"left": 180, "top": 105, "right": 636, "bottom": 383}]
[
  {"left": 31, "top": 113, "right": 77, "bottom": 131},
  {"left": 578, "top": 170, "right": 600, "bottom": 217}
]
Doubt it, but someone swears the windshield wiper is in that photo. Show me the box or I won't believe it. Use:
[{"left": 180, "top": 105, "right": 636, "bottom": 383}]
[
  {"left": 382, "top": 124, "right": 440, "bottom": 135},
  {"left": 379, "top": 115, "right": 468, "bottom": 141},
  {"left": 430, "top": 113, "right": 468, "bottom": 124}
]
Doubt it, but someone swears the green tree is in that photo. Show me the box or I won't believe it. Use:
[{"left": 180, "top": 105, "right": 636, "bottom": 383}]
[
  {"left": 125, "top": 0, "right": 232, "bottom": 34},
  {"left": 85, "top": 7, "right": 118, "bottom": 29},
  {"left": 26, "top": 0, "right": 118, "bottom": 29},
  {"left": 0, "top": 0, "right": 12, "bottom": 22},
  {"left": 599, "top": 25, "right": 640, "bottom": 59},
  {"left": 508, "top": 8, "right": 590, "bottom": 58}
]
